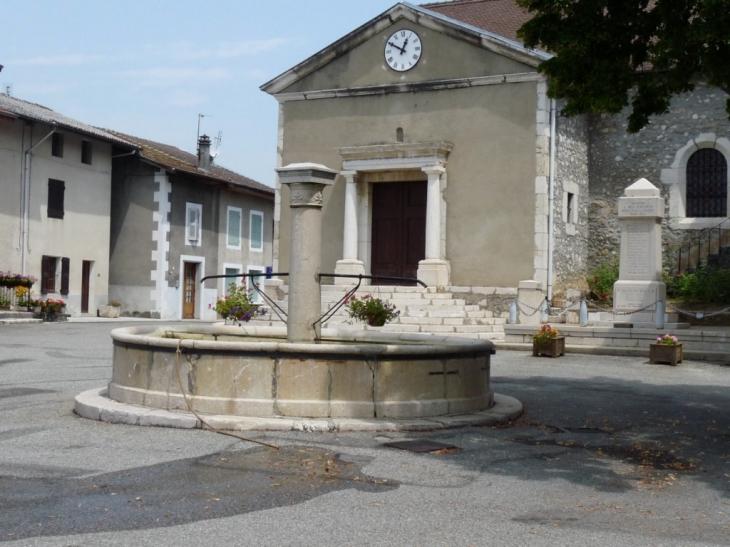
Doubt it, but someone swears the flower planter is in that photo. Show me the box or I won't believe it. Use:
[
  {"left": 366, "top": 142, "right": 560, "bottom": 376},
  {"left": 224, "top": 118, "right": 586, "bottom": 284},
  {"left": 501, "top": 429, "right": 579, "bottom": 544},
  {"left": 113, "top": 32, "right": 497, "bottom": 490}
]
[
  {"left": 43, "top": 312, "right": 68, "bottom": 323},
  {"left": 99, "top": 305, "right": 121, "bottom": 318},
  {"left": 649, "top": 343, "right": 683, "bottom": 366},
  {"left": 532, "top": 336, "right": 566, "bottom": 358}
]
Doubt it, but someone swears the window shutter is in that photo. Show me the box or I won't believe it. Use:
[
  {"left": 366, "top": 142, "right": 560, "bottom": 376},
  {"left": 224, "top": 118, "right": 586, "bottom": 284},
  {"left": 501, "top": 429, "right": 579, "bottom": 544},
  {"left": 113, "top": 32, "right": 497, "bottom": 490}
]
[
  {"left": 61, "top": 257, "right": 70, "bottom": 295},
  {"left": 48, "top": 179, "right": 65, "bottom": 219},
  {"left": 228, "top": 209, "right": 241, "bottom": 247},
  {"left": 41, "top": 255, "right": 51, "bottom": 294},
  {"left": 187, "top": 208, "right": 200, "bottom": 241},
  {"left": 250, "top": 213, "right": 263, "bottom": 250}
]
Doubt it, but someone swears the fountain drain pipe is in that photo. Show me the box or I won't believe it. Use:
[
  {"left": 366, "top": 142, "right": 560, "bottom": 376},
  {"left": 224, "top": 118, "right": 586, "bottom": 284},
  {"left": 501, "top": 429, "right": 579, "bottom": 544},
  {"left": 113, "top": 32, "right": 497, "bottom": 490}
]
[{"left": 547, "top": 98, "right": 556, "bottom": 302}]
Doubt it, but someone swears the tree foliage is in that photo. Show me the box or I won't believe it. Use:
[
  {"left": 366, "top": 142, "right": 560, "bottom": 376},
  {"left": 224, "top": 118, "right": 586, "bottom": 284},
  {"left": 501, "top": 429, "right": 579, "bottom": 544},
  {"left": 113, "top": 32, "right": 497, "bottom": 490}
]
[{"left": 516, "top": 0, "right": 730, "bottom": 132}]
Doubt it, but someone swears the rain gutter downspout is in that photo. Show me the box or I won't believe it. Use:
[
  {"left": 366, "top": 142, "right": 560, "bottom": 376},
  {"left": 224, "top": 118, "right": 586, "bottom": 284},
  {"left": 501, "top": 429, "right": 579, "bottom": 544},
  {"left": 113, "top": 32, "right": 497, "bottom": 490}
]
[
  {"left": 22, "top": 127, "right": 56, "bottom": 275},
  {"left": 547, "top": 99, "right": 556, "bottom": 302}
]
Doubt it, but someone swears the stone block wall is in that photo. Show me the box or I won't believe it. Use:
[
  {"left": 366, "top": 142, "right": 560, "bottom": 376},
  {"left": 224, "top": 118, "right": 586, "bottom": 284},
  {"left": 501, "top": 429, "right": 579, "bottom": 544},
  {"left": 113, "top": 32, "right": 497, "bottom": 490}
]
[
  {"left": 552, "top": 109, "right": 590, "bottom": 297},
  {"left": 588, "top": 80, "right": 730, "bottom": 273}
]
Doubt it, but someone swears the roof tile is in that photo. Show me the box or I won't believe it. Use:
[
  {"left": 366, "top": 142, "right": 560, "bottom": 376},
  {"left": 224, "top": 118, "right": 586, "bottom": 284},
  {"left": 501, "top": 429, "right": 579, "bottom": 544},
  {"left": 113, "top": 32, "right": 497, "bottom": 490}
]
[{"left": 423, "top": 0, "right": 531, "bottom": 43}]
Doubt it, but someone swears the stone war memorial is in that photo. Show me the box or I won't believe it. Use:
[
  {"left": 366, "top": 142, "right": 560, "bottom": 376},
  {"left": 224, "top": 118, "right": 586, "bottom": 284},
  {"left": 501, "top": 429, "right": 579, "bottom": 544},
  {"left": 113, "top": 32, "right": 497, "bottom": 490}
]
[{"left": 613, "top": 178, "right": 667, "bottom": 325}]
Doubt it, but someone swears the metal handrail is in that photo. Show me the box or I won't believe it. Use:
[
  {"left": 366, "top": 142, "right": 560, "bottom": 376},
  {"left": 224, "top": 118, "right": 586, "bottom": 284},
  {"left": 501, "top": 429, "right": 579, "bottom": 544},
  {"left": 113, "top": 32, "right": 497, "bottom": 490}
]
[
  {"left": 201, "top": 272, "right": 289, "bottom": 323},
  {"left": 201, "top": 271, "right": 427, "bottom": 330},
  {"left": 313, "top": 273, "right": 427, "bottom": 329},
  {"left": 673, "top": 217, "right": 730, "bottom": 273}
]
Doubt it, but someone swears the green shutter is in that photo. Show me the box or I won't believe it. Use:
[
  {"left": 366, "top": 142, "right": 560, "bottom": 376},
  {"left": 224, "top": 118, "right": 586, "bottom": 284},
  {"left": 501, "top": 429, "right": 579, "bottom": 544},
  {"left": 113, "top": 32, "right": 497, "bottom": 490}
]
[
  {"left": 250, "top": 213, "right": 263, "bottom": 250},
  {"left": 228, "top": 209, "right": 241, "bottom": 247}
]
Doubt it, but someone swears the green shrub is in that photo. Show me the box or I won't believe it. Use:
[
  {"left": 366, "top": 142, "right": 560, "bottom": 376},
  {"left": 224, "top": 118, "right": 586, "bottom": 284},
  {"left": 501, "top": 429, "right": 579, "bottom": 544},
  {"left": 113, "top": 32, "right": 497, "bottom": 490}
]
[
  {"left": 586, "top": 260, "right": 619, "bottom": 300},
  {"left": 665, "top": 266, "right": 730, "bottom": 303}
]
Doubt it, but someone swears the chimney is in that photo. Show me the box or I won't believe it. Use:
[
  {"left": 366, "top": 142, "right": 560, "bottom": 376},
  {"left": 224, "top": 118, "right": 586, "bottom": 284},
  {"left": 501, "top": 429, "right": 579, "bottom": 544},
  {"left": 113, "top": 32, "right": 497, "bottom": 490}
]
[{"left": 197, "top": 134, "right": 211, "bottom": 172}]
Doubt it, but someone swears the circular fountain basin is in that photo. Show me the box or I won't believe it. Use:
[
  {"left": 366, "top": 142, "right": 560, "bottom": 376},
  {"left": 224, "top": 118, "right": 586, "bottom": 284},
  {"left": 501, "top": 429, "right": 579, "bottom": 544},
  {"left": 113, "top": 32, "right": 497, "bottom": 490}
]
[{"left": 109, "top": 325, "right": 495, "bottom": 420}]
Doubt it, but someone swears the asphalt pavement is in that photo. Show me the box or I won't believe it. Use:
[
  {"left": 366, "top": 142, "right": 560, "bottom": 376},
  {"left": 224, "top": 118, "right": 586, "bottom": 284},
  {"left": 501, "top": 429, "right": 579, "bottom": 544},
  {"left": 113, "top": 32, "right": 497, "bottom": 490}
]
[{"left": 1, "top": 320, "right": 729, "bottom": 546}]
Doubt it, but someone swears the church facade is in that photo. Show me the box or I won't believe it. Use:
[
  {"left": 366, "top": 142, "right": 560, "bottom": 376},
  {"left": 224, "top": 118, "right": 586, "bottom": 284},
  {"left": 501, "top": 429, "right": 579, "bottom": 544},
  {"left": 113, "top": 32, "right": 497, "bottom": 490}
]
[{"left": 262, "top": 1, "right": 729, "bottom": 302}]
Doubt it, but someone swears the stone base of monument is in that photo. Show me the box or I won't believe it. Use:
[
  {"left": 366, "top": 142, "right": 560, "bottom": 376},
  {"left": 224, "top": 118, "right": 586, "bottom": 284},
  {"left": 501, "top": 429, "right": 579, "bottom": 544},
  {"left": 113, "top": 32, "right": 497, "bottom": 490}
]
[
  {"left": 602, "top": 280, "right": 690, "bottom": 328},
  {"left": 588, "top": 311, "right": 691, "bottom": 329}
]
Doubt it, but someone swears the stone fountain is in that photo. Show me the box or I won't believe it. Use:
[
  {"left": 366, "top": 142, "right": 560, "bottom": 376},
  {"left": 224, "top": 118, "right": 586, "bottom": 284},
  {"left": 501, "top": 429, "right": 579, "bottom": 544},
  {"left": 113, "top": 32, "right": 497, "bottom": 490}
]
[{"left": 76, "top": 164, "right": 521, "bottom": 431}]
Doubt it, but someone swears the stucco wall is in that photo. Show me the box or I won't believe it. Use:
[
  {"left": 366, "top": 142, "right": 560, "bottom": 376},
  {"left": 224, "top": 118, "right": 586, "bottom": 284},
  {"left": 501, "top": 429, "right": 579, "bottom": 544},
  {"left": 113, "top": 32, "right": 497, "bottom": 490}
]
[
  {"left": 217, "top": 192, "right": 275, "bottom": 294},
  {"left": 277, "top": 80, "right": 538, "bottom": 287},
  {"left": 0, "top": 120, "right": 115, "bottom": 314},
  {"left": 110, "top": 157, "right": 157, "bottom": 287},
  {"left": 285, "top": 20, "right": 535, "bottom": 93},
  {"left": 0, "top": 117, "right": 25, "bottom": 274}
]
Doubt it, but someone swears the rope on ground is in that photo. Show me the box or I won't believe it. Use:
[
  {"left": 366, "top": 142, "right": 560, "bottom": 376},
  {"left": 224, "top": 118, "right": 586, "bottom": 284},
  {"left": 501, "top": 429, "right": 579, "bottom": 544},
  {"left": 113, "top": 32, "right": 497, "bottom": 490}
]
[{"left": 175, "top": 339, "right": 279, "bottom": 450}]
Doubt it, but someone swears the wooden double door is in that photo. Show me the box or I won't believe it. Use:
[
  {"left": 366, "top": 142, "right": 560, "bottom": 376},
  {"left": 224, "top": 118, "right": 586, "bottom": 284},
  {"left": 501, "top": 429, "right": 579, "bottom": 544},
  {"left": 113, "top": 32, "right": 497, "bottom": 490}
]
[{"left": 370, "top": 181, "right": 426, "bottom": 284}]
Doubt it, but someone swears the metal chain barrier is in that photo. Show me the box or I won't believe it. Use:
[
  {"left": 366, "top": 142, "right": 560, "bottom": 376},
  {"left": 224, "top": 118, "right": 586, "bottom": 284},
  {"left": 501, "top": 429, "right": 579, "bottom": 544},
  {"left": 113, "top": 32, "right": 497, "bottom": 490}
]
[{"left": 666, "top": 302, "right": 730, "bottom": 319}]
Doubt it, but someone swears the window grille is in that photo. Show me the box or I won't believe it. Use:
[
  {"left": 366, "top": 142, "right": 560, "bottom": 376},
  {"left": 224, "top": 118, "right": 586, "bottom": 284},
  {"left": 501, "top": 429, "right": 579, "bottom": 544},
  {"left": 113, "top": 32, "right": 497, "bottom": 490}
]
[{"left": 686, "top": 148, "right": 727, "bottom": 217}]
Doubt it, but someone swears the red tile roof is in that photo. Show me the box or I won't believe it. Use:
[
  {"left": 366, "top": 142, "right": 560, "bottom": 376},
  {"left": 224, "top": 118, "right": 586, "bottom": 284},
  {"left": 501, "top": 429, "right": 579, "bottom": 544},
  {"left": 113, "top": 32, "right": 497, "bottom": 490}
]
[{"left": 423, "top": 0, "right": 531, "bottom": 43}]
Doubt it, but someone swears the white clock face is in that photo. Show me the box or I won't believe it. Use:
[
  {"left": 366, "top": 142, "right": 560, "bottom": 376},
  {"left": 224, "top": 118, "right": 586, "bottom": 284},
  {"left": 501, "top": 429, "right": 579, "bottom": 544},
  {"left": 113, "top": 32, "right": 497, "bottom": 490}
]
[{"left": 384, "top": 29, "right": 422, "bottom": 72}]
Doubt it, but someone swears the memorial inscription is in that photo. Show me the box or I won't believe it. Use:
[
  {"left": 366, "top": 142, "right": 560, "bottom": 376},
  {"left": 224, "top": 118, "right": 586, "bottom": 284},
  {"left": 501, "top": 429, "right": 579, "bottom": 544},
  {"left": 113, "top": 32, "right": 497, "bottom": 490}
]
[{"left": 624, "top": 222, "right": 651, "bottom": 276}]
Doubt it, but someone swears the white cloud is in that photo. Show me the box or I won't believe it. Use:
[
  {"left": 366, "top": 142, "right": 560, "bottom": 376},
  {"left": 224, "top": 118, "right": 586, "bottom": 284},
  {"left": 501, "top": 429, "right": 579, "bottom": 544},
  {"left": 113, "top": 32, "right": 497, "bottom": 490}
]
[
  {"left": 166, "top": 89, "right": 206, "bottom": 107},
  {"left": 119, "top": 67, "right": 231, "bottom": 88},
  {"left": 146, "top": 39, "right": 288, "bottom": 62},
  {"left": 215, "top": 39, "right": 288, "bottom": 58},
  {"left": 9, "top": 54, "right": 102, "bottom": 67}
]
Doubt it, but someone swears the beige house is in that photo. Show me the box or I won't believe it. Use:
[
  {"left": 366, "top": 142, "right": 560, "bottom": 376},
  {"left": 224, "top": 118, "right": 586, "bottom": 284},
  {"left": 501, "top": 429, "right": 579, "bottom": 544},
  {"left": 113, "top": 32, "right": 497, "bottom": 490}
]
[
  {"left": 0, "top": 94, "right": 136, "bottom": 314},
  {"left": 261, "top": 1, "right": 582, "bottom": 300}
]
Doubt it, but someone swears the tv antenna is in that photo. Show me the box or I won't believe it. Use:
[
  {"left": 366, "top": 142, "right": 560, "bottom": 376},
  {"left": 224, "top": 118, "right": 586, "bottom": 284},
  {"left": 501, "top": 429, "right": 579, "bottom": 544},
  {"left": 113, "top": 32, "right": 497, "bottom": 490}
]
[
  {"left": 211, "top": 130, "right": 222, "bottom": 159},
  {"left": 195, "top": 114, "right": 213, "bottom": 142}
]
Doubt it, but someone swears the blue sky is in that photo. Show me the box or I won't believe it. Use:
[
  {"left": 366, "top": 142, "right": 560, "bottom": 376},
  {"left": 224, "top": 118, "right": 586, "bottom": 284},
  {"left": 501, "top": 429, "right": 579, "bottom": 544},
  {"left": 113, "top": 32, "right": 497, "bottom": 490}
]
[{"left": 2, "top": 1, "right": 411, "bottom": 187}]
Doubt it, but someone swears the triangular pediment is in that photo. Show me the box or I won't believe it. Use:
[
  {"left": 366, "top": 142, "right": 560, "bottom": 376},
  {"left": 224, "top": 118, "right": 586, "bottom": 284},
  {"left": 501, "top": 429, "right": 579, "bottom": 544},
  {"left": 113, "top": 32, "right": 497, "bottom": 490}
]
[{"left": 261, "top": 2, "right": 549, "bottom": 96}]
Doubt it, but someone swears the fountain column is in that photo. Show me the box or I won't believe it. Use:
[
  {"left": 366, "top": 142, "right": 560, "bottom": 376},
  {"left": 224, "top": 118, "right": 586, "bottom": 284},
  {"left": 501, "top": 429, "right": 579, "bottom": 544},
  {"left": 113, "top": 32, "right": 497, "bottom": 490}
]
[{"left": 276, "top": 163, "right": 337, "bottom": 343}]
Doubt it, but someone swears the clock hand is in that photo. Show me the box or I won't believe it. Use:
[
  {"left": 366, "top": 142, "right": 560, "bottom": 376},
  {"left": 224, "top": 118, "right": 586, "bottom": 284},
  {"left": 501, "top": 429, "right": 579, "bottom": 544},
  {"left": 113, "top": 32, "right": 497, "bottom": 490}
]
[{"left": 388, "top": 41, "right": 405, "bottom": 54}]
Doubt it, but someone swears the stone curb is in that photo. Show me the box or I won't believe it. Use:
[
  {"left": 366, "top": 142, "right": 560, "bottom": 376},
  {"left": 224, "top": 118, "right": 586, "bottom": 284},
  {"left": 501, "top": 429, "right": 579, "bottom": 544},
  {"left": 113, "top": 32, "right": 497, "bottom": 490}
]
[
  {"left": 74, "top": 389, "right": 523, "bottom": 432},
  {"left": 495, "top": 342, "right": 729, "bottom": 362}
]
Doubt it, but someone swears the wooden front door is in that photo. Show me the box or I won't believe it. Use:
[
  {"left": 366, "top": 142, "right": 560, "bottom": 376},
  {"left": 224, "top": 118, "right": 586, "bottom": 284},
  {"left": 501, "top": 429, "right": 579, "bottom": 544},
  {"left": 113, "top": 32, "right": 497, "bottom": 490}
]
[
  {"left": 81, "top": 261, "right": 91, "bottom": 313},
  {"left": 183, "top": 262, "right": 197, "bottom": 319},
  {"left": 371, "top": 181, "right": 426, "bottom": 284}
]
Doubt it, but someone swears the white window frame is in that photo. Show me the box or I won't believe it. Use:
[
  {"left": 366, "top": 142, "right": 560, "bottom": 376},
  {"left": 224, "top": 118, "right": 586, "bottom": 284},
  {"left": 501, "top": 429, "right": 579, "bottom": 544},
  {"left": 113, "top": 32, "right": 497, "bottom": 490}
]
[
  {"left": 226, "top": 206, "right": 242, "bottom": 249},
  {"left": 246, "top": 265, "right": 265, "bottom": 304},
  {"left": 562, "top": 180, "right": 580, "bottom": 236},
  {"left": 186, "top": 203, "right": 202, "bottom": 246},
  {"left": 661, "top": 134, "right": 730, "bottom": 230},
  {"left": 222, "top": 263, "right": 243, "bottom": 296},
  {"left": 249, "top": 210, "right": 264, "bottom": 252}
]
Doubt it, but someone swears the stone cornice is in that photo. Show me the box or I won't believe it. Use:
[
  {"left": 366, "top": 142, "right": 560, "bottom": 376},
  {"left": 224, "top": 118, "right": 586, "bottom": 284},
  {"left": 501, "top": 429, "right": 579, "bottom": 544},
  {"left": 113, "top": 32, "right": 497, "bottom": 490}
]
[{"left": 272, "top": 72, "right": 542, "bottom": 103}]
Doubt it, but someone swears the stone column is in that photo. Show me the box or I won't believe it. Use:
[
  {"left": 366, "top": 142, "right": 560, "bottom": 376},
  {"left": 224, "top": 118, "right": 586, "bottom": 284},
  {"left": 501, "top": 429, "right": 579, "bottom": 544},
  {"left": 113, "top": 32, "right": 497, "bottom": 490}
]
[
  {"left": 334, "top": 170, "right": 365, "bottom": 284},
  {"left": 276, "top": 163, "right": 337, "bottom": 343},
  {"left": 418, "top": 165, "right": 450, "bottom": 286},
  {"left": 613, "top": 178, "right": 666, "bottom": 317}
]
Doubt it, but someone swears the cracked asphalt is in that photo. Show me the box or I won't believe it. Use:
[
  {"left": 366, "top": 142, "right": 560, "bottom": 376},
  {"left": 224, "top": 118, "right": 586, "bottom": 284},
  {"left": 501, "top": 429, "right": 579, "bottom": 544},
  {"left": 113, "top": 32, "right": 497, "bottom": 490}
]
[{"left": 1, "top": 321, "right": 729, "bottom": 546}]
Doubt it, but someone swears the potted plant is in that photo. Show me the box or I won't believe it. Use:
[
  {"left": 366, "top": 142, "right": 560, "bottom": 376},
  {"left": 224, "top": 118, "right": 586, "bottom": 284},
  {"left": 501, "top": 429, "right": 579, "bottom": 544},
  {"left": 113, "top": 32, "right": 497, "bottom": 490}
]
[
  {"left": 650, "top": 334, "right": 683, "bottom": 366},
  {"left": 211, "top": 283, "right": 267, "bottom": 325},
  {"left": 344, "top": 294, "right": 400, "bottom": 327},
  {"left": 532, "top": 323, "right": 565, "bottom": 357},
  {"left": 99, "top": 301, "right": 122, "bottom": 318},
  {"left": 41, "top": 298, "right": 67, "bottom": 321}
]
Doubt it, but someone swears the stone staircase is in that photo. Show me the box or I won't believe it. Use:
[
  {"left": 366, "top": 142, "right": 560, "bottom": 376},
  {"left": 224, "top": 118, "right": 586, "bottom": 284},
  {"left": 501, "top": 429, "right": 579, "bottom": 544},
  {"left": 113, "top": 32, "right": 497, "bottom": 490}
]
[
  {"left": 250, "top": 285, "right": 506, "bottom": 341},
  {"left": 707, "top": 245, "right": 730, "bottom": 269},
  {"left": 0, "top": 309, "right": 42, "bottom": 325}
]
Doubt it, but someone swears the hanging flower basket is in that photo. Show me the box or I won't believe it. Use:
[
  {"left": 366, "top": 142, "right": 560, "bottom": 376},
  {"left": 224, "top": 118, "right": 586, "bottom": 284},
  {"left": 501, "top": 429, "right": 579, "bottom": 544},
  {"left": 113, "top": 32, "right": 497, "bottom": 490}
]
[{"left": 344, "top": 294, "right": 400, "bottom": 327}]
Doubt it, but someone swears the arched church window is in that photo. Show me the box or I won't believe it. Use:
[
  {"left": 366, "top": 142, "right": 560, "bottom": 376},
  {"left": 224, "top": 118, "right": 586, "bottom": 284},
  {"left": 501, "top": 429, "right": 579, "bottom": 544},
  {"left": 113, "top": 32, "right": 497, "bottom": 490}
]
[{"left": 686, "top": 148, "right": 727, "bottom": 217}]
